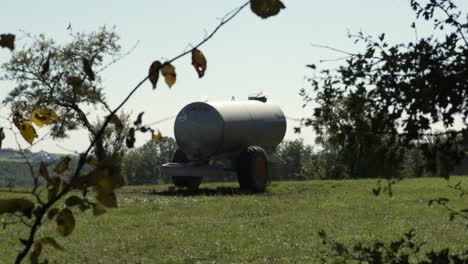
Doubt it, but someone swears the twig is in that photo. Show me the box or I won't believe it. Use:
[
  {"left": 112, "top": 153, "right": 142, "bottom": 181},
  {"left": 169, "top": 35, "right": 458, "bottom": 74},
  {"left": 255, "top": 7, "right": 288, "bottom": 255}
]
[{"left": 14, "top": 2, "right": 251, "bottom": 263}]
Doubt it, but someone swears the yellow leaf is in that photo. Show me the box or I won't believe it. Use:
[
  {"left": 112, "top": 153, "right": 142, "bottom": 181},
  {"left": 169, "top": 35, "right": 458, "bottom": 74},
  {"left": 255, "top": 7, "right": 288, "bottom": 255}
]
[
  {"left": 148, "top": 61, "right": 162, "bottom": 90},
  {"left": 47, "top": 177, "right": 61, "bottom": 202},
  {"left": 56, "top": 208, "right": 75, "bottom": 236},
  {"left": 29, "top": 109, "right": 59, "bottom": 127},
  {"left": 161, "top": 63, "right": 176, "bottom": 88},
  {"left": 16, "top": 121, "right": 37, "bottom": 144},
  {"left": 54, "top": 157, "right": 71, "bottom": 174},
  {"left": 250, "top": 0, "right": 286, "bottom": 19},
  {"left": 93, "top": 202, "right": 107, "bottom": 216},
  {"left": 94, "top": 170, "right": 118, "bottom": 208},
  {"left": 191, "top": 49, "right": 207, "bottom": 78},
  {"left": 36, "top": 237, "right": 64, "bottom": 251},
  {"left": 152, "top": 130, "right": 162, "bottom": 142},
  {"left": 39, "top": 162, "right": 51, "bottom": 183},
  {"left": 89, "top": 156, "right": 126, "bottom": 208},
  {"left": 0, "top": 198, "right": 34, "bottom": 218},
  {"left": 86, "top": 156, "right": 98, "bottom": 168}
]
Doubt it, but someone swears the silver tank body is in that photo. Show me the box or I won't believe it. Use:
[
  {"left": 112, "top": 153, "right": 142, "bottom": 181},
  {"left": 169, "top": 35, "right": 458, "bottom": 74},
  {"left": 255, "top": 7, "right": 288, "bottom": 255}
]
[{"left": 174, "top": 101, "right": 286, "bottom": 160}]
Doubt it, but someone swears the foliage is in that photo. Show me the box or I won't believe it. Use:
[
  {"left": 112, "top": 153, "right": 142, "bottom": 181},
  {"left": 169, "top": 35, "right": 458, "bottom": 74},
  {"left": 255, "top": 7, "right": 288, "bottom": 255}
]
[
  {"left": 2, "top": 27, "right": 121, "bottom": 139},
  {"left": 0, "top": 1, "right": 286, "bottom": 262},
  {"left": 274, "top": 139, "right": 323, "bottom": 180},
  {"left": 301, "top": 0, "right": 468, "bottom": 178},
  {"left": 123, "top": 137, "right": 177, "bottom": 185},
  {"left": 319, "top": 229, "right": 468, "bottom": 263}
]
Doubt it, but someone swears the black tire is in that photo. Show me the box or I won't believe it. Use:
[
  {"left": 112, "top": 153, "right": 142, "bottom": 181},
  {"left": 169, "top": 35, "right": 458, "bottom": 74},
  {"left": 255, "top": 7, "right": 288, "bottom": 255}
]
[
  {"left": 236, "top": 146, "right": 268, "bottom": 193},
  {"left": 171, "top": 148, "right": 202, "bottom": 191}
]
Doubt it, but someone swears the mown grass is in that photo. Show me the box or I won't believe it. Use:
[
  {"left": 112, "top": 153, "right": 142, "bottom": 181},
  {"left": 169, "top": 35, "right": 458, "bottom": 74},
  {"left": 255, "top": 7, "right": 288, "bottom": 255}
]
[{"left": 1, "top": 177, "right": 467, "bottom": 263}]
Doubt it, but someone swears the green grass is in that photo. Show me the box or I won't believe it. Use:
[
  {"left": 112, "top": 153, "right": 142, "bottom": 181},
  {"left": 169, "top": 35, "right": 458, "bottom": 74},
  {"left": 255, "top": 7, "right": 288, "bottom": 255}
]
[{"left": 1, "top": 177, "right": 467, "bottom": 263}]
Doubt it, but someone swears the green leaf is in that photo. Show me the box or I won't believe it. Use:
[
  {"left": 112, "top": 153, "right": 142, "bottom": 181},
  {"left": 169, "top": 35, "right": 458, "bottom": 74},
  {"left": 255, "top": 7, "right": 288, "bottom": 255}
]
[
  {"left": 250, "top": 0, "right": 286, "bottom": 19},
  {"left": 65, "top": 195, "right": 88, "bottom": 211},
  {"left": 0, "top": 198, "right": 34, "bottom": 218},
  {"left": 65, "top": 196, "right": 83, "bottom": 207},
  {"left": 56, "top": 208, "right": 75, "bottom": 236}
]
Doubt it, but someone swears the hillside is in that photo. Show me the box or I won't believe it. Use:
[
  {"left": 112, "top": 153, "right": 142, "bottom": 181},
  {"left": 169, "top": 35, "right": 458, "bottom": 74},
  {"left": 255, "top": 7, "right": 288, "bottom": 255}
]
[{"left": 0, "top": 149, "right": 68, "bottom": 187}]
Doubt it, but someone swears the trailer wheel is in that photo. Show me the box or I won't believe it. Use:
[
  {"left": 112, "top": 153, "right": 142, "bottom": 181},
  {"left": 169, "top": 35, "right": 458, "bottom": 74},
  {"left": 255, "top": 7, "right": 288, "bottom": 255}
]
[
  {"left": 171, "top": 149, "right": 202, "bottom": 191},
  {"left": 237, "top": 146, "right": 268, "bottom": 192}
]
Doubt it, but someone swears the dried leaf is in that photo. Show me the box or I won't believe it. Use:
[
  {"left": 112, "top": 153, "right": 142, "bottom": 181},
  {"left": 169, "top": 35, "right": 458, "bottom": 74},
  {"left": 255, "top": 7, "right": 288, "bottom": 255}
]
[
  {"left": 161, "top": 63, "right": 176, "bottom": 88},
  {"left": 148, "top": 61, "right": 162, "bottom": 90},
  {"left": 36, "top": 237, "right": 64, "bottom": 251},
  {"left": 250, "top": 0, "right": 286, "bottom": 19},
  {"left": 47, "top": 177, "right": 61, "bottom": 202},
  {"left": 82, "top": 57, "right": 95, "bottom": 81},
  {"left": 134, "top": 112, "right": 144, "bottom": 127},
  {"left": 0, "top": 127, "right": 5, "bottom": 149},
  {"left": 54, "top": 156, "right": 71, "bottom": 174},
  {"left": 56, "top": 208, "right": 75, "bottom": 236},
  {"left": 41, "top": 57, "right": 50, "bottom": 75},
  {"left": 29, "top": 109, "right": 59, "bottom": 127},
  {"left": 152, "top": 130, "right": 162, "bottom": 142},
  {"left": 0, "top": 198, "right": 34, "bottom": 218},
  {"left": 47, "top": 208, "right": 60, "bottom": 220},
  {"left": 126, "top": 127, "right": 135, "bottom": 148},
  {"left": 109, "top": 114, "right": 123, "bottom": 129},
  {"left": 86, "top": 156, "right": 98, "bottom": 168},
  {"left": 39, "top": 162, "right": 51, "bottom": 183},
  {"left": 191, "top": 48, "right": 207, "bottom": 78},
  {"left": 0, "top": 33, "right": 15, "bottom": 51}
]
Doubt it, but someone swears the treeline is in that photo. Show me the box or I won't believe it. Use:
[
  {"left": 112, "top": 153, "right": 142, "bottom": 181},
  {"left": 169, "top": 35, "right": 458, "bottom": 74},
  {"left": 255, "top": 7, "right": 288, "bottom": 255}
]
[
  {"left": 2, "top": 137, "right": 467, "bottom": 187},
  {"left": 123, "top": 137, "right": 468, "bottom": 185}
]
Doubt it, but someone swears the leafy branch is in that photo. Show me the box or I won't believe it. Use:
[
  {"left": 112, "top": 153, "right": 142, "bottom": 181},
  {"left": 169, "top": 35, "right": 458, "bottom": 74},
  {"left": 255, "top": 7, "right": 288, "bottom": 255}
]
[{"left": 0, "top": 0, "right": 287, "bottom": 263}]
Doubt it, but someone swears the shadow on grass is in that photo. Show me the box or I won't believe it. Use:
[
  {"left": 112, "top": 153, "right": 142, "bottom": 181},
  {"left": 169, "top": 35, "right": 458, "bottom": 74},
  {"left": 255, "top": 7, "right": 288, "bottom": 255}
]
[{"left": 149, "top": 187, "right": 257, "bottom": 197}]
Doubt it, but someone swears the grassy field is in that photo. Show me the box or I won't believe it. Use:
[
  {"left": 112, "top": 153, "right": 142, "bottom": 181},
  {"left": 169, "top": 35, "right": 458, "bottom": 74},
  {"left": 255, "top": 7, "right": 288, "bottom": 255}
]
[{"left": 1, "top": 177, "right": 467, "bottom": 263}]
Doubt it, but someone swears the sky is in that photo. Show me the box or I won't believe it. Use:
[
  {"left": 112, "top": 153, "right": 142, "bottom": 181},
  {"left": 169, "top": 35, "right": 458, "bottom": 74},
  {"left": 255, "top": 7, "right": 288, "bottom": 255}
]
[{"left": 1, "top": 0, "right": 467, "bottom": 154}]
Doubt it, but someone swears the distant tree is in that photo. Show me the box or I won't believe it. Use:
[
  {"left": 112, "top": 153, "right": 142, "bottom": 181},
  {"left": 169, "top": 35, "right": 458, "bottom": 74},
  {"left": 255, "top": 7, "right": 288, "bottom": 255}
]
[
  {"left": 124, "top": 137, "right": 177, "bottom": 185},
  {"left": 301, "top": 0, "right": 467, "bottom": 178},
  {"left": 1, "top": 27, "right": 121, "bottom": 160},
  {"left": 275, "top": 139, "right": 320, "bottom": 180}
]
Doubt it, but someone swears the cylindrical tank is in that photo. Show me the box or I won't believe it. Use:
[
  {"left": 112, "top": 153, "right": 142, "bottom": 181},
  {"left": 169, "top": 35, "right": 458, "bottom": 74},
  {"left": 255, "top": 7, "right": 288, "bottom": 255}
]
[{"left": 174, "top": 100, "right": 286, "bottom": 160}]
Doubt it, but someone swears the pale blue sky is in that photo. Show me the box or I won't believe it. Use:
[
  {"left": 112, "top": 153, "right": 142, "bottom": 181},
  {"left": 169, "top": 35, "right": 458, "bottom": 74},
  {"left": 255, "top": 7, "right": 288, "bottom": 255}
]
[{"left": 1, "top": 0, "right": 466, "bottom": 153}]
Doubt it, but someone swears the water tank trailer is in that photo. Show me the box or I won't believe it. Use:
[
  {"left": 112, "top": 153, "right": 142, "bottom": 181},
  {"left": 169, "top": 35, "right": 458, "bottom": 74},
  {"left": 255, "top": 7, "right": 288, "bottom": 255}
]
[{"left": 161, "top": 99, "right": 287, "bottom": 192}]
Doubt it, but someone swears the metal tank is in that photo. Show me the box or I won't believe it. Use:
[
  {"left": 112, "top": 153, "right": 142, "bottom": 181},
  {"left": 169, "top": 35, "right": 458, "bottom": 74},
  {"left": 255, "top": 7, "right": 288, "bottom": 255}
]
[{"left": 174, "top": 100, "right": 286, "bottom": 160}]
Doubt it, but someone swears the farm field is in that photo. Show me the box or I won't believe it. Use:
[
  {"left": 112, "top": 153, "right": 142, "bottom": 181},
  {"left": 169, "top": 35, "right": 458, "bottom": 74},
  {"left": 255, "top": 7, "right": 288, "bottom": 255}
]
[{"left": 1, "top": 177, "right": 467, "bottom": 263}]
